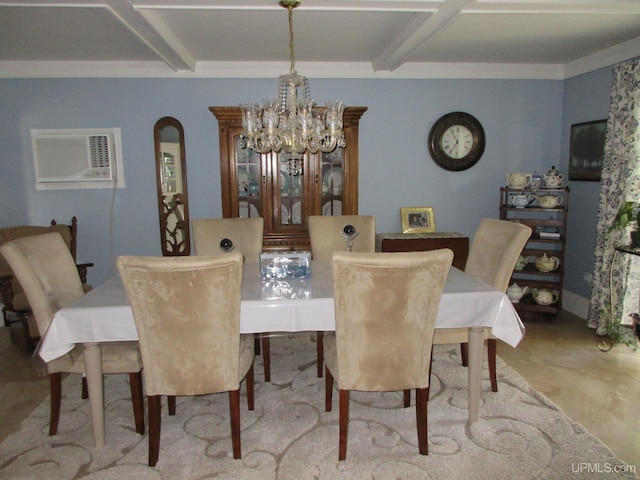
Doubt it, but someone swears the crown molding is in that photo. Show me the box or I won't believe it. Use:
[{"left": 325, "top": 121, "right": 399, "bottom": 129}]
[
  {"left": 562, "top": 36, "right": 640, "bottom": 79},
  {"left": 0, "top": 60, "right": 562, "bottom": 79},
  {"left": 1, "top": 40, "right": 638, "bottom": 81}
]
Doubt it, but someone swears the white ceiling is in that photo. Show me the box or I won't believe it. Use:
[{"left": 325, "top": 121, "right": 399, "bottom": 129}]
[{"left": 1, "top": 0, "right": 640, "bottom": 80}]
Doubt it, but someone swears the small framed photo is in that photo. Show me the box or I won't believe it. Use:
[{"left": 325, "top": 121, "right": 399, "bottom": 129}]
[
  {"left": 400, "top": 207, "right": 435, "bottom": 234},
  {"left": 569, "top": 119, "right": 606, "bottom": 181}
]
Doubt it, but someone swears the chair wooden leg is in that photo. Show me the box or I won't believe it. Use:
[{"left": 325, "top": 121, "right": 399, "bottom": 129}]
[
  {"left": 261, "top": 334, "right": 271, "bottom": 382},
  {"left": 405, "top": 350, "right": 432, "bottom": 409},
  {"left": 429, "top": 349, "right": 434, "bottom": 378},
  {"left": 81, "top": 376, "right": 88, "bottom": 399},
  {"left": 7, "top": 311, "right": 33, "bottom": 352},
  {"left": 488, "top": 338, "right": 498, "bottom": 392},
  {"left": 325, "top": 366, "right": 334, "bottom": 411},
  {"left": 460, "top": 342, "right": 468, "bottom": 366},
  {"left": 148, "top": 395, "right": 161, "bottom": 467},
  {"left": 129, "top": 372, "right": 145, "bottom": 434},
  {"left": 254, "top": 333, "right": 261, "bottom": 355},
  {"left": 167, "top": 396, "right": 176, "bottom": 415},
  {"left": 338, "top": 390, "right": 349, "bottom": 461},
  {"left": 229, "top": 390, "right": 242, "bottom": 459},
  {"left": 428, "top": 350, "right": 433, "bottom": 400},
  {"left": 49, "top": 372, "right": 62, "bottom": 436},
  {"left": 416, "top": 387, "right": 429, "bottom": 455},
  {"left": 2, "top": 307, "right": 9, "bottom": 328},
  {"left": 316, "top": 331, "right": 324, "bottom": 377},
  {"left": 246, "top": 363, "right": 255, "bottom": 411}
]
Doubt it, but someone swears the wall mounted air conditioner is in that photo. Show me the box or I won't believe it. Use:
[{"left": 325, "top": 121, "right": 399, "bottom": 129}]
[{"left": 31, "top": 128, "right": 125, "bottom": 190}]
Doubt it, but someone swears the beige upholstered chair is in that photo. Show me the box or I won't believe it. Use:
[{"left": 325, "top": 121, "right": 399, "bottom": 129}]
[
  {"left": 434, "top": 218, "right": 531, "bottom": 392},
  {"left": 324, "top": 250, "right": 453, "bottom": 460},
  {"left": 307, "top": 215, "right": 376, "bottom": 377},
  {"left": 192, "top": 217, "right": 264, "bottom": 263},
  {"left": 307, "top": 215, "right": 376, "bottom": 260},
  {"left": 0, "top": 217, "right": 93, "bottom": 351},
  {"left": 0, "top": 232, "right": 143, "bottom": 436},
  {"left": 191, "top": 217, "right": 272, "bottom": 380},
  {"left": 117, "top": 253, "right": 255, "bottom": 466}
]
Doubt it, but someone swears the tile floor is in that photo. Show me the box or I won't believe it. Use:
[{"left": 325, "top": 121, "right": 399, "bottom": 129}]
[
  {"left": 0, "top": 311, "right": 638, "bottom": 470},
  {"left": 498, "top": 311, "right": 639, "bottom": 469}
]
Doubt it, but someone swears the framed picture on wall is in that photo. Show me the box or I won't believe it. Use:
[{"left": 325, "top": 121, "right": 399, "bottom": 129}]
[
  {"left": 400, "top": 207, "right": 435, "bottom": 234},
  {"left": 569, "top": 119, "right": 607, "bottom": 181}
]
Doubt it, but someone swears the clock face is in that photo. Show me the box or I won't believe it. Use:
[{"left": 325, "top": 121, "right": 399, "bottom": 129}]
[
  {"left": 428, "top": 112, "right": 485, "bottom": 171},
  {"left": 440, "top": 125, "right": 473, "bottom": 159}
]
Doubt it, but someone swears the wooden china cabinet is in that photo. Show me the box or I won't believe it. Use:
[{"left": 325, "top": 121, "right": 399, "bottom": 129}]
[{"left": 210, "top": 107, "right": 367, "bottom": 252}]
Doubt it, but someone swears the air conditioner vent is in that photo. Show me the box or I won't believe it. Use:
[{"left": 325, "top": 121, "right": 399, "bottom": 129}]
[
  {"left": 31, "top": 128, "right": 125, "bottom": 190},
  {"left": 90, "top": 135, "right": 110, "bottom": 169}
]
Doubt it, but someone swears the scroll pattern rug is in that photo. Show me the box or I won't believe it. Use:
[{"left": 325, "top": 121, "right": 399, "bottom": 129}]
[{"left": 0, "top": 336, "right": 635, "bottom": 479}]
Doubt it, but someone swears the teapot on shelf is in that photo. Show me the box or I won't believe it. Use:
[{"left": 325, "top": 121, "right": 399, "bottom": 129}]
[
  {"left": 506, "top": 173, "right": 532, "bottom": 189},
  {"left": 507, "top": 283, "right": 528, "bottom": 303},
  {"left": 514, "top": 254, "right": 529, "bottom": 270},
  {"left": 509, "top": 193, "right": 536, "bottom": 208},
  {"left": 535, "top": 253, "right": 560, "bottom": 272},
  {"left": 535, "top": 194, "right": 563, "bottom": 208},
  {"left": 543, "top": 166, "right": 564, "bottom": 188},
  {"left": 531, "top": 288, "right": 559, "bottom": 306}
]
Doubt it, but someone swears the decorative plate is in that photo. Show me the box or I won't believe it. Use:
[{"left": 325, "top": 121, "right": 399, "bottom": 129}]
[
  {"left": 322, "top": 200, "right": 342, "bottom": 216},
  {"left": 323, "top": 167, "right": 342, "bottom": 194},
  {"left": 239, "top": 201, "right": 259, "bottom": 218}
]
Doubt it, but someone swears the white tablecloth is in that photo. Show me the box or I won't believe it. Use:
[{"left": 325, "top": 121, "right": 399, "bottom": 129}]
[{"left": 39, "top": 262, "right": 523, "bottom": 363}]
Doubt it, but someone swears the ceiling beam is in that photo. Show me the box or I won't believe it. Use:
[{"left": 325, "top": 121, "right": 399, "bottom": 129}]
[
  {"left": 372, "top": 0, "right": 464, "bottom": 71},
  {"left": 107, "top": 0, "right": 196, "bottom": 71}
]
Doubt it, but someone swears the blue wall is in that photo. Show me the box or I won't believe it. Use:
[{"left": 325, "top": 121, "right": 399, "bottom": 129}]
[
  {"left": 0, "top": 73, "right": 604, "bottom": 304},
  {"left": 562, "top": 67, "right": 613, "bottom": 298}
]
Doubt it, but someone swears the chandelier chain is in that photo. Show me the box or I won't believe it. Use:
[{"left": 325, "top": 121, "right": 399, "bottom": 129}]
[{"left": 288, "top": 5, "right": 295, "bottom": 75}]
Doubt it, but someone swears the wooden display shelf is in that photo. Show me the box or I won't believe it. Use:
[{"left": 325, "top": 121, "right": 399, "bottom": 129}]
[{"left": 500, "top": 186, "right": 569, "bottom": 318}]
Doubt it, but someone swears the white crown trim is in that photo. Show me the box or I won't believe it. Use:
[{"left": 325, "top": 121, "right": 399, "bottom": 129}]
[{"left": 1, "top": 36, "right": 639, "bottom": 81}]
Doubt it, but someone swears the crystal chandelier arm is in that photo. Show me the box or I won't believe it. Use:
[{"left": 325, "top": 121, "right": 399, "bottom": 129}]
[{"left": 240, "top": 0, "right": 345, "bottom": 157}]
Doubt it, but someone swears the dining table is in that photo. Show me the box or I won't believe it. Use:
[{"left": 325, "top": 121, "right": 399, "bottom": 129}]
[{"left": 38, "top": 260, "right": 525, "bottom": 448}]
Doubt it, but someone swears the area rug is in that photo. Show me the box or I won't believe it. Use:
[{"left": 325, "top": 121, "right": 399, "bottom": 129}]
[{"left": 0, "top": 335, "right": 635, "bottom": 479}]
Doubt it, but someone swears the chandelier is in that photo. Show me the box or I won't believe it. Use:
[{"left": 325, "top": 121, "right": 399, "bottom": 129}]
[{"left": 240, "top": 0, "right": 346, "bottom": 173}]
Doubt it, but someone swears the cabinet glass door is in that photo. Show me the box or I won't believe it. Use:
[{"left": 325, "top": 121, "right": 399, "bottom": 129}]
[
  {"left": 235, "top": 136, "right": 262, "bottom": 219},
  {"left": 277, "top": 154, "right": 305, "bottom": 227},
  {"left": 320, "top": 147, "right": 344, "bottom": 215},
  {"left": 211, "top": 105, "right": 365, "bottom": 252}
]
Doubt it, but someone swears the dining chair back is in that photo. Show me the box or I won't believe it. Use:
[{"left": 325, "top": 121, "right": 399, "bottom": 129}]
[
  {"left": 307, "top": 215, "right": 376, "bottom": 377},
  {"left": 466, "top": 218, "right": 532, "bottom": 292},
  {"left": 0, "top": 232, "right": 143, "bottom": 436},
  {"left": 324, "top": 249, "right": 453, "bottom": 460},
  {"left": 433, "top": 218, "right": 531, "bottom": 392},
  {"left": 191, "top": 216, "right": 270, "bottom": 380},
  {"left": 192, "top": 217, "right": 264, "bottom": 263},
  {"left": 307, "top": 215, "right": 376, "bottom": 260},
  {"left": 0, "top": 217, "right": 95, "bottom": 351},
  {"left": 117, "top": 253, "right": 255, "bottom": 466}
]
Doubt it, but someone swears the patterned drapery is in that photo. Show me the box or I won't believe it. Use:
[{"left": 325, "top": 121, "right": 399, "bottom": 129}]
[{"left": 588, "top": 57, "right": 640, "bottom": 344}]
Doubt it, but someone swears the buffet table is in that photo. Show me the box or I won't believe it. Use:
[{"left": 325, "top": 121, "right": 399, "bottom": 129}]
[{"left": 376, "top": 232, "right": 470, "bottom": 270}]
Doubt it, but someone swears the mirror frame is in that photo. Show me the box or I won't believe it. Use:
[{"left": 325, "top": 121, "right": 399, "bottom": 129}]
[{"left": 154, "top": 116, "right": 190, "bottom": 256}]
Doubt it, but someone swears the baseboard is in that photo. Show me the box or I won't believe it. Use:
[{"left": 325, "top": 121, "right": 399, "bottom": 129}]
[{"left": 562, "top": 289, "right": 589, "bottom": 319}]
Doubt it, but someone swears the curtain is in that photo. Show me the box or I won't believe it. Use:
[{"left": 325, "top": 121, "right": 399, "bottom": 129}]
[{"left": 588, "top": 57, "right": 640, "bottom": 344}]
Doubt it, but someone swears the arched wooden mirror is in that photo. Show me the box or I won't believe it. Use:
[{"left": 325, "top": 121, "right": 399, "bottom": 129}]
[{"left": 154, "top": 117, "right": 190, "bottom": 256}]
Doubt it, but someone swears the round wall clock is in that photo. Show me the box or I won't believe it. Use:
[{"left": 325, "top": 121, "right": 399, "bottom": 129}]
[{"left": 428, "top": 112, "right": 485, "bottom": 171}]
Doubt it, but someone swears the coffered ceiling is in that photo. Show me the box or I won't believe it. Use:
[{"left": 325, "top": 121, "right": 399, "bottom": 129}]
[{"left": 1, "top": 0, "right": 640, "bottom": 79}]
